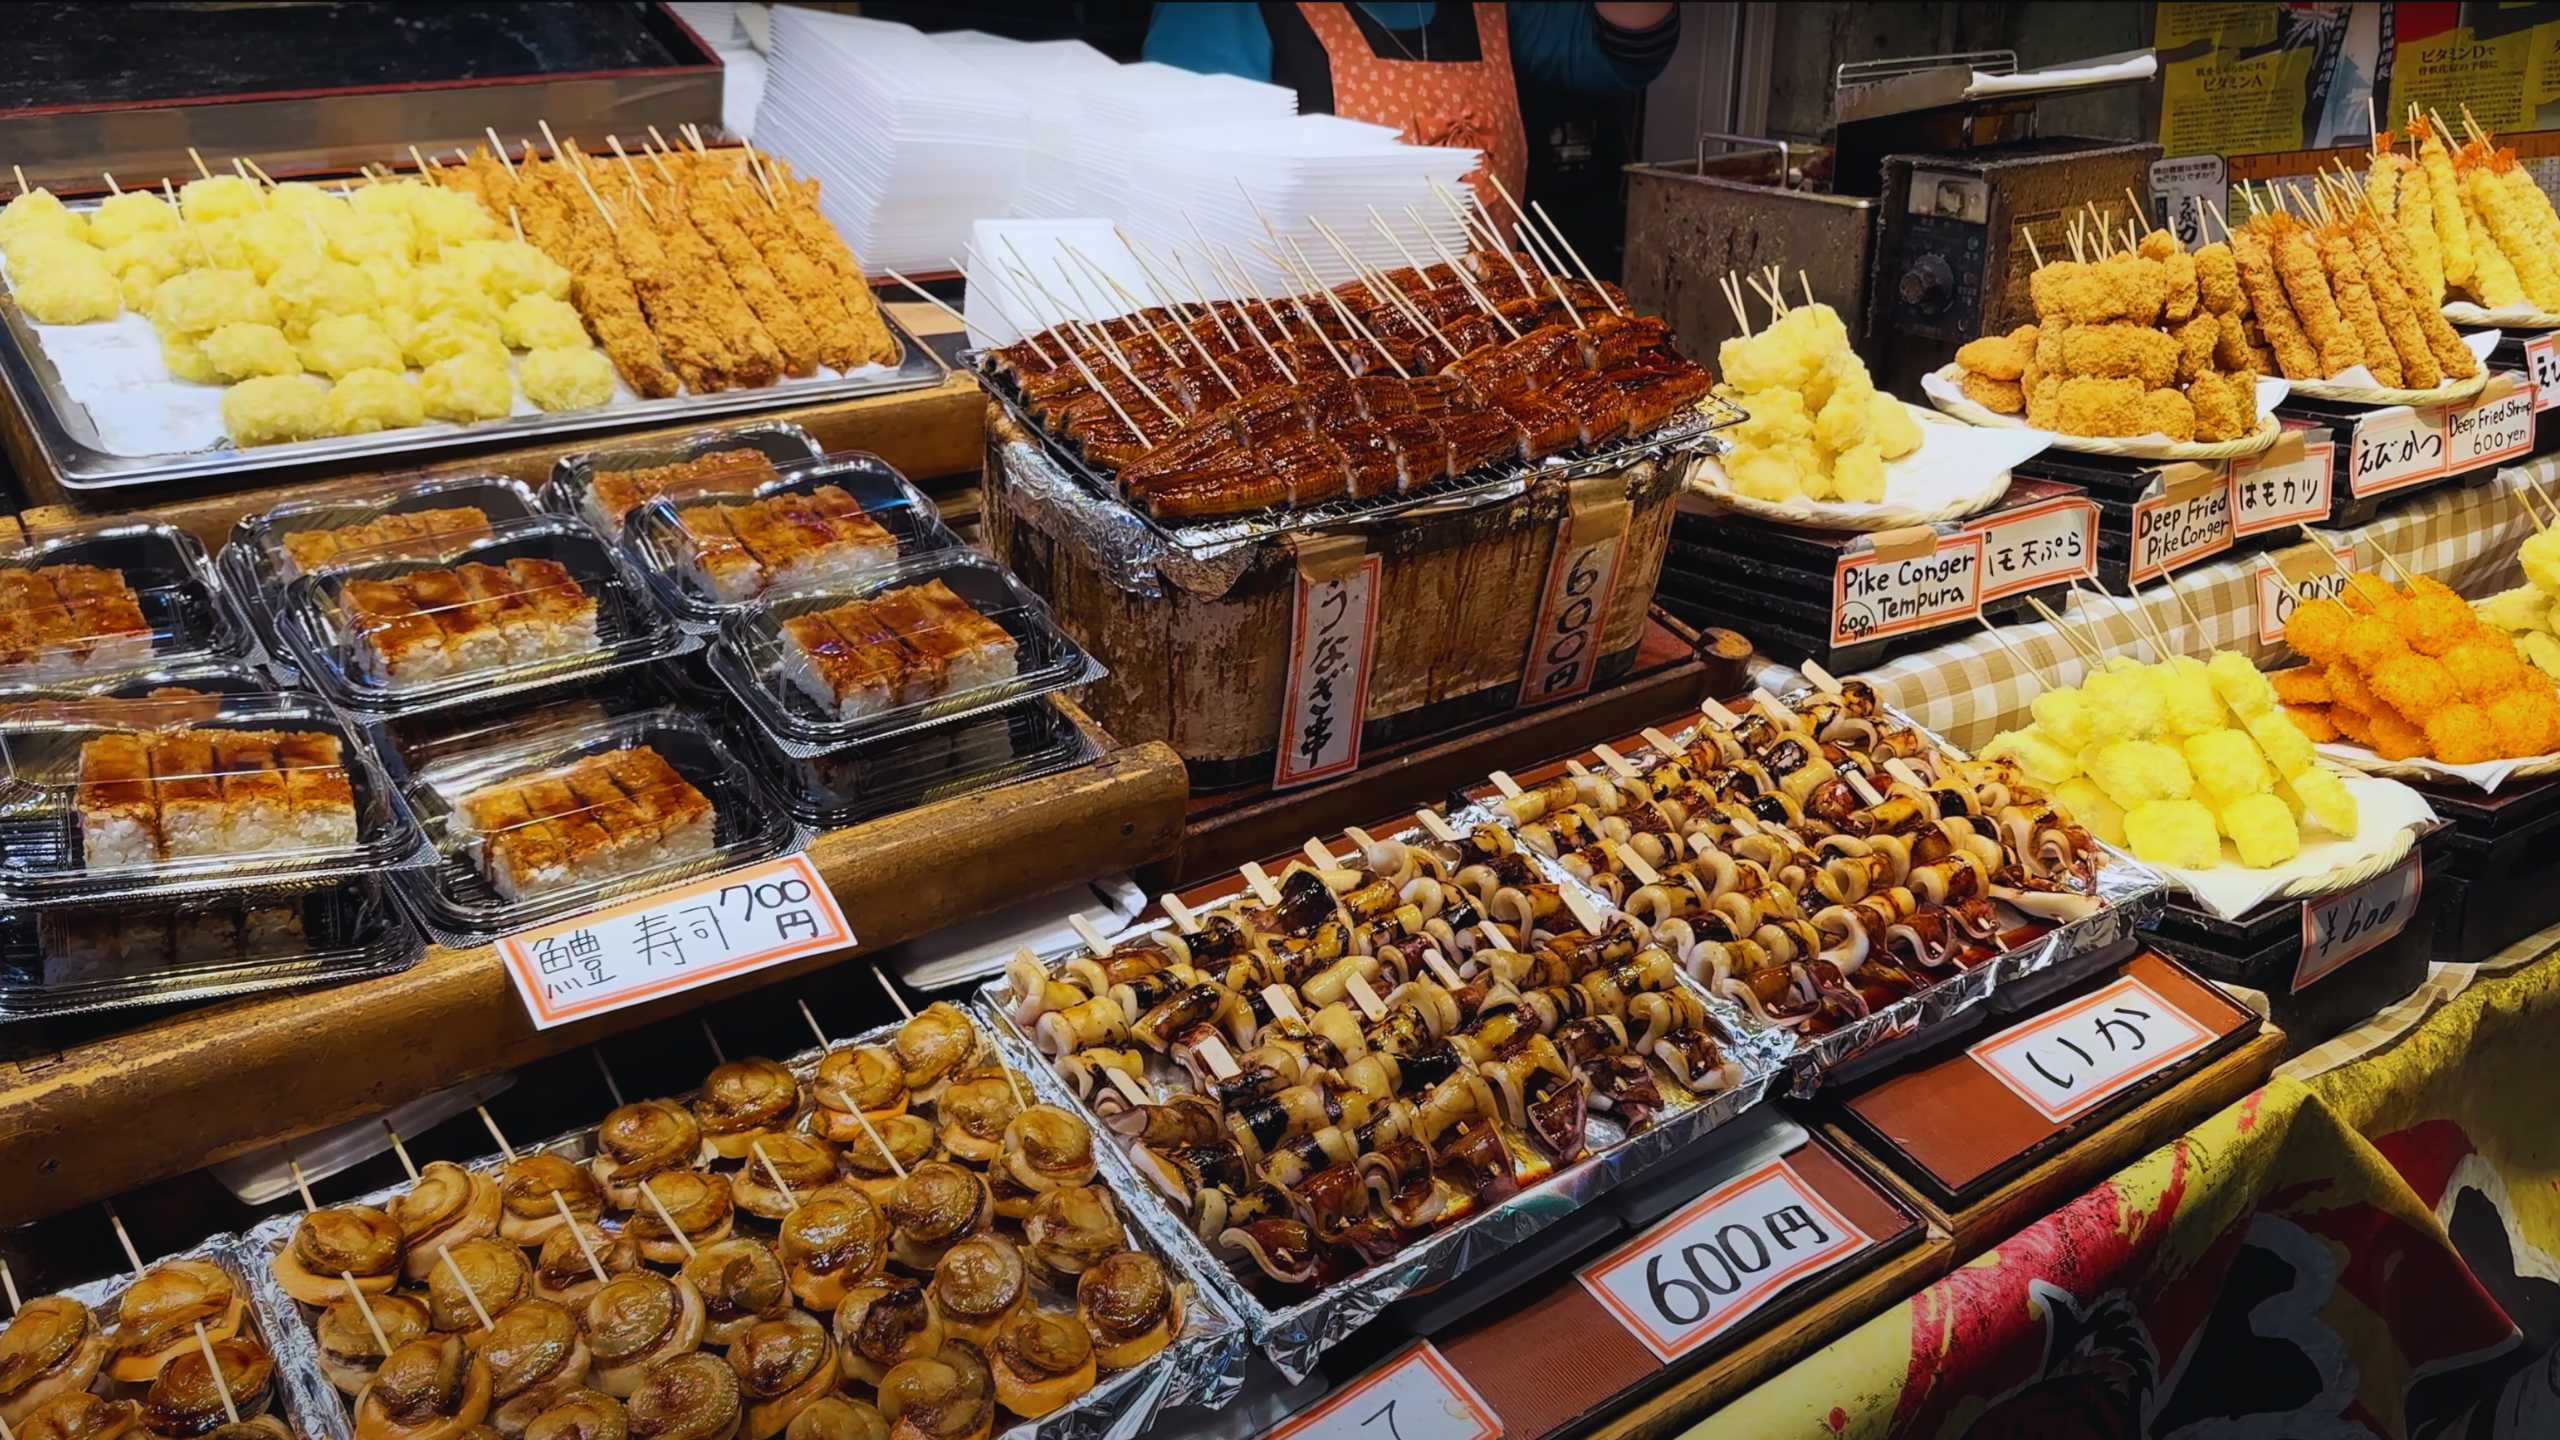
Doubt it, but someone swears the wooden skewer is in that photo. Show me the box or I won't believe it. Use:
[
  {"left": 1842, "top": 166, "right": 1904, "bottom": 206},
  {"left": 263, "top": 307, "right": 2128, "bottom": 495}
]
[
  {"left": 381, "top": 1121, "right": 420, "bottom": 1183},
  {"left": 10, "top": 164, "right": 26, "bottom": 197},
  {"left": 838, "top": 1093, "right": 908, "bottom": 1181},
  {"left": 1975, "top": 613, "right": 2053, "bottom": 691},
  {"left": 1414, "top": 808, "right": 1463, "bottom": 842},
  {"left": 1067, "top": 911, "right": 1113, "bottom": 958},
  {"left": 1592, "top": 742, "right": 1643, "bottom": 778},
  {"left": 1453, "top": 184, "right": 1541, "bottom": 301},
  {"left": 476, "top": 1106, "right": 518, "bottom": 1163},
  {"left": 99, "top": 171, "right": 121, "bottom": 196},
  {"left": 1531, "top": 197, "right": 1625, "bottom": 315},
  {"left": 1248, "top": 239, "right": 1359, "bottom": 377},
  {"left": 186, "top": 147, "right": 212, "bottom": 180},
  {"left": 592, "top": 1048, "right": 626, "bottom": 1109},
  {"left": 2, "top": 1258, "right": 22, "bottom": 1313},
  {"left": 340, "top": 1273, "right": 393, "bottom": 1356},
  {"left": 604, "top": 136, "right": 657, "bottom": 220},
  {"left": 798, "top": 998, "right": 834, "bottom": 1054},
  {"left": 552, "top": 1193, "right": 609, "bottom": 1284},
  {"left": 436, "top": 1246, "right": 496, "bottom": 1331},
  {"left": 486, "top": 127, "right": 518, "bottom": 178},
  {"left": 2124, "top": 186, "right": 2152, "bottom": 236},
  {"left": 1799, "top": 268, "right": 1816, "bottom": 307},
  {"left": 699, "top": 1019, "right": 727, "bottom": 1066},
  {"left": 1158, "top": 890, "right": 1200, "bottom": 934},
  {"left": 191, "top": 1323, "right": 241, "bottom": 1425},
  {"left": 564, "top": 157, "right": 619, "bottom": 234},
  {"left": 2079, "top": 579, "right": 2162, "bottom": 662},
  {"left": 1641, "top": 726, "right": 1683, "bottom": 754},
  {"left": 1799, "top": 659, "right": 1846, "bottom": 695},
  {"left": 1402, "top": 204, "right": 1523, "bottom": 339},
  {"left": 874, "top": 968, "right": 914, "bottom": 1021},
  {"left": 953, "top": 248, "right": 1058, "bottom": 359},
  {"left": 2156, "top": 570, "right": 2212, "bottom": 636},
  {"left": 1294, "top": 235, "right": 1410, "bottom": 377},
  {"left": 636, "top": 1178, "right": 699, "bottom": 1260},
  {"left": 106, "top": 1204, "right": 146, "bottom": 1276},
  {"left": 2526, "top": 474, "right": 2560, "bottom": 527},
  {"left": 2024, "top": 593, "right": 2105, "bottom": 666},
  {"left": 288, "top": 1157, "right": 320, "bottom": 1213},
  {"left": 1238, "top": 860, "right": 1284, "bottom": 907},
  {"left": 749, "top": 1140, "right": 801, "bottom": 1213},
  {"left": 1200, "top": 243, "right": 1299, "bottom": 383},
  {"left": 1317, "top": 214, "right": 1457, "bottom": 359}
]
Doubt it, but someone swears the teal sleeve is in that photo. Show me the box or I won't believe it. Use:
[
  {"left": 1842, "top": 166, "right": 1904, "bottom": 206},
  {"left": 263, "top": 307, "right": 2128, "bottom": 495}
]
[
  {"left": 1141, "top": 3, "right": 1277, "bottom": 83},
  {"left": 1506, "top": 2, "right": 1671, "bottom": 95}
]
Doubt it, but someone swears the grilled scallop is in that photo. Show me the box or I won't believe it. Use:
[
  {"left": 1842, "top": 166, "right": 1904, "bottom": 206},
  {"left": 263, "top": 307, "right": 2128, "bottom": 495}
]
[
  {"left": 589, "top": 1103, "right": 708, "bottom": 1210},
  {"left": 998, "top": 1106, "right": 1095, "bottom": 1194},
  {"left": 394, "top": 1163, "right": 505, "bottom": 1283},
  {"left": 578, "top": 1274, "right": 704, "bottom": 1400},
  {"left": 16, "top": 1391, "right": 141, "bottom": 1440},
  {"left": 519, "top": 1388, "right": 627, "bottom": 1440},
  {"left": 888, "top": 1004, "right": 976, "bottom": 1104},
  {"left": 988, "top": 1311, "right": 1095, "bottom": 1420},
  {"left": 480, "top": 1299, "right": 592, "bottom": 1437},
  {"left": 110, "top": 1261, "right": 243, "bottom": 1384},
  {"left": 732, "top": 1134, "right": 835, "bottom": 1223},
  {"left": 678, "top": 1239, "right": 789, "bottom": 1349},
  {"left": 693, "top": 1060, "right": 802, "bottom": 1161},
  {"left": 883, "top": 1164, "right": 989, "bottom": 1272},
  {"left": 829, "top": 1280, "right": 941, "bottom": 1390},
  {"left": 356, "top": 1335, "right": 494, "bottom": 1440},
  {"left": 874, "top": 1342, "right": 993, "bottom": 1440},
  {"left": 809, "top": 1046, "right": 906, "bottom": 1142},
  {"left": 497, "top": 1155, "right": 604, "bottom": 1248},
  {"left": 272, "top": 1204, "right": 404, "bottom": 1305},
  {"left": 427, "top": 1238, "right": 534, "bottom": 1334},
  {"left": 626, "top": 1173, "right": 733, "bottom": 1266},
  {"left": 624, "top": 1353, "right": 740, "bottom": 1440},
  {"left": 0, "top": 1296, "right": 109, "bottom": 1427},
  {"left": 722, "top": 1313, "right": 835, "bottom": 1440},
  {"left": 318, "top": 1292, "right": 431, "bottom": 1396},
  {"left": 781, "top": 1399, "right": 885, "bottom": 1440},
  {"left": 1076, "top": 1254, "right": 1182, "bottom": 1370},
  {"left": 777, "top": 1185, "right": 887, "bottom": 1313},
  {"left": 927, "top": 1236, "right": 1026, "bottom": 1349},
  {"left": 1020, "top": 1186, "right": 1123, "bottom": 1286},
  {"left": 531, "top": 1223, "right": 641, "bottom": 1310},
  {"left": 142, "top": 1335, "right": 273, "bottom": 1440}
]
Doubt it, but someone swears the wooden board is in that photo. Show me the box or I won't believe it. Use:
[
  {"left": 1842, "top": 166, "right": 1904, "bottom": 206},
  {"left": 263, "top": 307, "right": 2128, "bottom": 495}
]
[
  {"left": 1586, "top": 1028, "right": 2284, "bottom": 1440},
  {"left": 9, "top": 371, "right": 988, "bottom": 548},
  {"left": 0, "top": 698, "right": 1186, "bottom": 1227}
]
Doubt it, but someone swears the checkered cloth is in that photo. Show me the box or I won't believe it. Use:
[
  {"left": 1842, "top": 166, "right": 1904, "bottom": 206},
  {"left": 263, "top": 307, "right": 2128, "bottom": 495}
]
[{"left": 1752, "top": 458, "right": 2560, "bottom": 753}]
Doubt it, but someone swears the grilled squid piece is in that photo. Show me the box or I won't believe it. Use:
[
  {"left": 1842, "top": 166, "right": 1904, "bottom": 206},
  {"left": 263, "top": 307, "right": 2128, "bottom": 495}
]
[
  {"left": 355, "top": 1335, "right": 490, "bottom": 1440},
  {"left": 693, "top": 1058, "right": 801, "bottom": 1160},
  {"left": 1992, "top": 884, "right": 2103, "bottom": 923},
  {"left": 782, "top": 1399, "right": 884, "bottom": 1440},
  {"left": 1102, "top": 1095, "right": 1220, "bottom": 1148},
  {"left": 1131, "top": 982, "right": 1248, "bottom": 1052},
  {"left": 929, "top": 1236, "right": 1028, "bottom": 1348},
  {"left": 578, "top": 1273, "right": 704, "bottom": 1400},
  {"left": 1054, "top": 1049, "right": 1148, "bottom": 1107},
  {"left": 1076, "top": 1254, "right": 1185, "bottom": 1369},
  {"left": 425, "top": 1238, "right": 532, "bottom": 1333},
  {"left": 1034, "top": 997, "right": 1128, "bottom": 1058},
  {"left": 1106, "top": 962, "right": 1204, "bottom": 1024},
  {"left": 734, "top": 1134, "right": 836, "bottom": 1223},
  {"left": 495, "top": 1155, "right": 604, "bottom": 1249},
  {"left": 626, "top": 1172, "right": 734, "bottom": 1266},
  {"left": 1061, "top": 941, "right": 1177, "bottom": 997},
  {"left": 1294, "top": 954, "right": 1381, "bottom": 1011},
  {"left": 1000, "top": 1105, "right": 1097, "bottom": 1194},
  {"left": 1656, "top": 1027, "right": 1743, "bottom": 1094},
  {"left": 589, "top": 1103, "right": 709, "bottom": 1211},
  {"left": 724, "top": 1313, "right": 835, "bottom": 1440},
  {"left": 840, "top": 1115, "right": 938, "bottom": 1202},
  {"left": 778, "top": 1186, "right": 888, "bottom": 1314},
  {"left": 875, "top": 1343, "right": 994, "bottom": 1440},
  {"left": 318, "top": 1292, "right": 430, "bottom": 1397},
  {"left": 885, "top": 1164, "right": 993, "bottom": 1271},
  {"left": 1021, "top": 1187, "right": 1123, "bottom": 1285},
  {"left": 533, "top": 1223, "right": 640, "bottom": 1309},
  {"left": 1357, "top": 1137, "right": 1444, "bottom": 1229},
  {"left": 988, "top": 1311, "right": 1095, "bottom": 1420},
  {"left": 1252, "top": 1126, "right": 1358, "bottom": 1191},
  {"left": 891, "top": 1003, "right": 979, "bottom": 1104},
  {"left": 112, "top": 1261, "right": 244, "bottom": 1384},
  {"left": 272, "top": 1202, "right": 404, "bottom": 1307},
  {"left": 481, "top": 1299, "right": 592, "bottom": 1437},
  {"left": 1411, "top": 1072, "right": 1496, "bottom": 1145},
  {"left": 1584, "top": 1054, "right": 1665, "bottom": 1126},
  {"left": 1214, "top": 1218, "right": 1321, "bottom": 1288},
  {"left": 811, "top": 1047, "right": 908, "bottom": 1139},
  {"left": 0, "top": 1297, "right": 108, "bottom": 1428},
  {"left": 934, "top": 1071, "right": 1024, "bottom": 1166},
  {"left": 1002, "top": 955, "right": 1086, "bottom": 1030},
  {"left": 1128, "top": 1140, "right": 1245, "bottom": 1219},
  {"left": 831, "top": 1280, "right": 943, "bottom": 1390},
  {"left": 625, "top": 1353, "right": 740, "bottom": 1440},
  {"left": 680, "top": 1238, "right": 789, "bottom": 1348},
  {"left": 1434, "top": 1122, "right": 1517, "bottom": 1206}
]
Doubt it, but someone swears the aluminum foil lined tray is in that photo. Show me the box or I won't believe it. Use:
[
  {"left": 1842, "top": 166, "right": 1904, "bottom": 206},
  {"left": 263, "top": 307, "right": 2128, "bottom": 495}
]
[
  {"left": 0, "top": 520, "right": 266, "bottom": 687},
  {"left": 707, "top": 549, "right": 1105, "bottom": 760},
  {"left": 976, "top": 813, "right": 1792, "bottom": 1380},
  {"left": 620, "top": 450, "right": 966, "bottom": 630},
  {"left": 1471, "top": 697, "right": 2169, "bottom": 1095},
  {"left": 267, "top": 513, "right": 697, "bottom": 722},
  {"left": 55, "top": 1235, "right": 339, "bottom": 1440},
  {"left": 239, "top": 1018, "right": 1247, "bottom": 1440},
  {"left": 0, "top": 869, "right": 420, "bottom": 1021},
  {"left": 972, "top": 352, "right": 1740, "bottom": 556},
  {"left": 391, "top": 705, "right": 799, "bottom": 950},
  {"left": 0, "top": 232, "right": 944, "bottom": 490}
]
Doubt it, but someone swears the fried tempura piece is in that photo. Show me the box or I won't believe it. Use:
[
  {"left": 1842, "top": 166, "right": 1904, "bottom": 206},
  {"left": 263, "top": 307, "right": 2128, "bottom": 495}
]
[
  {"left": 2103, "top": 252, "right": 2171, "bottom": 326},
  {"left": 521, "top": 157, "right": 681, "bottom": 398},
  {"left": 2187, "top": 369, "right": 2250, "bottom": 442},
  {"left": 2369, "top": 212, "right": 2479, "bottom": 377},
  {"left": 2458, "top": 179, "right": 2528, "bottom": 309},
  {"left": 2138, "top": 229, "right": 2178, "bottom": 261},
  {"left": 2350, "top": 219, "right": 2439, "bottom": 388},
  {"left": 2468, "top": 159, "right": 2560, "bottom": 311},
  {"left": 776, "top": 173, "right": 899, "bottom": 366},
  {"left": 2140, "top": 387, "right": 2197, "bottom": 442},
  {"left": 2026, "top": 375, "right": 2061, "bottom": 428},
  {"left": 686, "top": 178, "right": 824, "bottom": 378},
  {"left": 2195, "top": 242, "right": 2242, "bottom": 315},
  {"left": 2058, "top": 323, "right": 2178, "bottom": 387},
  {"left": 2175, "top": 315, "right": 2217, "bottom": 383},
  {"left": 1959, "top": 370, "right": 2026, "bottom": 414},
  {"left": 2367, "top": 149, "right": 2402, "bottom": 221},
  {"left": 2421, "top": 128, "right": 2474, "bottom": 287},
  {"left": 2162, "top": 250, "right": 2198, "bottom": 323},
  {"left": 2318, "top": 227, "right": 2400, "bottom": 386},
  {"left": 2232, "top": 233, "right": 2318, "bottom": 379},
  {"left": 725, "top": 176, "right": 864, "bottom": 372},
  {"left": 2214, "top": 310, "right": 2268, "bottom": 373},
  {"left": 2055, "top": 376, "right": 2147, "bottom": 436},
  {"left": 2270, "top": 224, "right": 2360, "bottom": 377},
  {"left": 636, "top": 173, "right": 781, "bottom": 389},
  {"left": 1955, "top": 326, "right": 2033, "bottom": 381}
]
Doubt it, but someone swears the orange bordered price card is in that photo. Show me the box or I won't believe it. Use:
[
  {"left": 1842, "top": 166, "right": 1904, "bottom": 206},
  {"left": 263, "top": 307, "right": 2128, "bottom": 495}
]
[
  {"left": 1577, "top": 1157, "right": 1870, "bottom": 1362},
  {"left": 498, "top": 852, "right": 855, "bottom": 1028},
  {"left": 1967, "top": 974, "right": 2212, "bottom": 1124},
  {"left": 1262, "top": 1341, "right": 1500, "bottom": 1440}
]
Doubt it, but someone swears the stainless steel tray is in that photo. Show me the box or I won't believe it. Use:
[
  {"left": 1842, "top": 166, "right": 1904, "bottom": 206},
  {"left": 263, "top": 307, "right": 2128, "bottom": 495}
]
[{"left": 0, "top": 233, "right": 944, "bottom": 491}]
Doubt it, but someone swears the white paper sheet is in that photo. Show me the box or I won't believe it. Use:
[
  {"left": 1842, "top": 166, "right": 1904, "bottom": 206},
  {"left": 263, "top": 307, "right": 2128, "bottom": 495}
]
[
  {"left": 2141, "top": 770, "right": 2435, "bottom": 921},
  {"left": 2309, "top": 329, "right": 2498, "bottom": 392},
  {"left": 2315, "top": 739, "right": 2559, "bottom": 795},
  {"left": 1688, "top": 403, "right": 2051, "bottom": 529}
]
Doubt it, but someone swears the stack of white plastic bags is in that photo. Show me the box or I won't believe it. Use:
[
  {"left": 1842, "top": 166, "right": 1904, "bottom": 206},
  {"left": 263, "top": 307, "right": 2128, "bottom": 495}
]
[{"left": 756, "top": 12, "right": 1480, "bottom": 287}]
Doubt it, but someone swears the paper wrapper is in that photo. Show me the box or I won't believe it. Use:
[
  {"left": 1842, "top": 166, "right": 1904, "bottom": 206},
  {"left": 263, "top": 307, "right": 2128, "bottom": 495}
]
[
  {"left": 241, "top": 1018, "right": 1248, "bottom": 1440},
  {"left": 60, "top": 1236, "right": 340, "bottom": 1440},
  {"left": 2315, "top": 737, "right": 2560, "bottom": 793},
  {"left": 1684, "top": 403, "right": 2050, "bottom": 531},
  {"left": 2130, "top": 769, "right": 2437, "bottom": 921},
  {"left": 978, "top": 810, "right": 1795, "bottom": 1383}
]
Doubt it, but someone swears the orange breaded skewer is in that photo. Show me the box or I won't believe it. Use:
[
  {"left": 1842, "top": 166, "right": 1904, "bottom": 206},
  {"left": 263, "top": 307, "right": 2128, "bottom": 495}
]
[
  {"left": 725, "top": 177, "right": 863, "bottom": 372},
  {"left": 641, "top": 176, "right": 782, "bottom": 388},
  {"left": 2231, "top": 231, "right": 2320, "bottom": 380},
  {"left": 686, "top": 178, "right": 823, "bottom": 378},
  {"left": 772, "top": 170, "right": 901, "bottom": 367},
  {"left": 2318, "top": 227, "right": 2400, "bottom": 387},
  {"left": 527, "top": 157, "right": 682, "bottom": 398},
  {"left": 2349, "top": 218, "right": 2439, "bottom": 387}
]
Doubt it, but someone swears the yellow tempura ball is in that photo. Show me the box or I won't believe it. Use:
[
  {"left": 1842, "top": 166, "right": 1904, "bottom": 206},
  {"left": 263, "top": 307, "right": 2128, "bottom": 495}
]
[
  {"left": 87, "top": 191, "right": 176, "bottom": 249},
  {"left": 297, "top": 313, "right": 404, "bottom": 379},
  {"left": 152, "top": 267, "right": 272, "bottom": 335},
  {"left": 1867, "top": 392, "right": 1923, "bottom": 460},
  {"left": 2207, "top": 651, "right": 2277, "bottom": 718},
  {"left": 2219, "top": 792, "right": 2300, "bottom": 867},
  {"left": 2243, "top": 708, "right": 2319, "bottom": 780},
  {"left": 200, "top": 322, "right": 302, "bottom": 381},
  {"left": 220, "top": 374, "right": 329, "bottom": 447},
  {"left": 13, "top": 249, "right": 121, "bottom": 323},
  {"left": 234, "top": 210, "right": 321, "bottom": 283},
  {"left": 453, "top": 239, "right": 569, "bottom": 304},
  {"left": 519, "top": 345, "right": 614, "bottom": 412},
  {"left": 324, "top": 368, "right": 424, "bottom": 436},
  {"left": 410, "top": 264, "right": 498, "bottom": 326},
  {"left": 2283, "top": 767, "right": 2360, "bottom": 838},
  {"left": 407, "top": 187, "right": 498, "bottom": 256},
  {"left": 2522, "top": 528, "right": 2560, "bottom": 599},
  {"left": 99, "top": 231, "right": 182, "bottom": 281},
  {"left": 405, "top": 313, "right": 506, "bottom": 369},
  {"left": 1, "top": 228, "right": 88, "bottom": 272},
  {"left": 417, "top": 351, "right": 514, "bottom": 423},
  {"left": 1831, "top": 442, "right": 1886, "bottom": 503},
  {"left": 2030, "top": 687, "right": 2097, "bottom": 749},
  {"left": 0, "top": 188, "right": 85, "bottom": 244},
  {"left": 2156, "top": 664, "right": 2226, "bottom": 736},
  {"left": 2053, "top": 776, "right": 2127, "bottom": 847},
  {"left": 500, "top": 295, "right": 589, "bottom": 352},
  {"left": 160, "top": 333, "right": 220, "bottom": 385},
  {"left": 322, "top": 208, "right": 413, "bottom": 268},
  {"left": 264, "top": 253, "right": 374, "bottom": 338},
  {"left": 2124, "top": 799, "right": 2221, "bottom": 869},
  {"left": 179, "top": 174, "right": 264, "bottom": 225},
  {"left": 2184, "top": 729, "right": 2272, "bottom": 806},
  {"left": 264, "top": 183, "right": 341, "bottom": 221},
  {"left": 1982, "top": 725, "right": 2080, "bottom": 786}
]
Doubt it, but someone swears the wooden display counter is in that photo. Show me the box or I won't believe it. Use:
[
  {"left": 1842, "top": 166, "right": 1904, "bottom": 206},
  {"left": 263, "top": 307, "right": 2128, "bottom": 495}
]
[
  {"left": 0, "top": 698, "right": 1184, "bottom": 1228},
  {"left": 10, "top": 369, "right": 986, "bottom": 548}
]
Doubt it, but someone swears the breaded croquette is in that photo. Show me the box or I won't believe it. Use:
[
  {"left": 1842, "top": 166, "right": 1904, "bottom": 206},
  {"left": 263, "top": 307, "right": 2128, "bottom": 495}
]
[
  {"left": 2175, "top": 315, "right": 2217, "bottom": 383},
  {"left": 2231, "top": 233, "right": 2320, "bottom": 380},
  {"left": 2055, "top": 376, "right": 2148, "bottom": 436},
  {"left": 2271, "top": 666, "right": 2333, "bottom": 705},
  {"left": 1959, "top": 370, "right": 2026, "bottom": 414},
  {"left": 2138, "top": 229, "right": 2179, "bottom": 262},
  {"left": 1955, "top": 325, "right": 2033, "bottom": 381},
  {"left": 2140, "top": 387, "right": 2197, "bottom": 442},
  {"left": 2058, "top": 324, "right": 2179, "bottom": 386},
  {"left": 2026, "top": 375, "right": 2061, "bottom": 428},
  {"left": 2195, "top": 242, "right": 2242, "bottom": 314},
  {"left": 2162, "top": 250, "right": 2199, "bottom": 324},
  {"left": 2187, "top": 368, "right": 2252, "bottom": 442},
  {"left": 2283, "top": 705, "right": 2340, "bottom": 743},
  {"left": 2102, "top": 252, "right": 2171, "bottom": 326}
]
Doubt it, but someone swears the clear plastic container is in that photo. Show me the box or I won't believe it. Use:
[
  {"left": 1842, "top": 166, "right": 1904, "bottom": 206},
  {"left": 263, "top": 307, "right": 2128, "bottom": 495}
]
[
  {"left": 220, "top": 473, "right": 548, "bottom": 677},
  {"left": 620, "top": 450, "right": 963, "bottom": 627},
  {"left": 0, "top": 657, "right": 284, "bottom": 703},
  {"left": 707, "top": 549, "right": 1104, "bottom": 757},
  {"left": 268, "top": 513, "right": 692, "bottom": 719},
  {"left": 544, "top": 419, "right": 825, "bottom": 535},
  {"left": 0, "top": 691, "right": 432, "bottom": 905},
  {"left": 0, "top": 519, "right": 261, "bottom": 685},
  {"left": 740, "top": 695, "right": 1101, "bottom": 829},
  {"left": 394, "top": 706, "right": 798, "bottom": 947},
  {"left": 0, "top": 871, "right": 421, "bottom": 1020}
]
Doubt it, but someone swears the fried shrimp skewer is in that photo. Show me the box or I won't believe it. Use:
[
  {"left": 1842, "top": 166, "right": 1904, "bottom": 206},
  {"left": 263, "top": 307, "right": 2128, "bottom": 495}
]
[
  {"left": 2269, "top": 221, "right": 2361, "bottom": 377},
  {"left": 2318, "top": 226, "right": 2400, "bottom": 386},
  {"left": 2231, "top": 232, "right": 2320, "bottom": 380},
  {"left": 2350, "top": 218, "right": 2439, "bottom": 387}
]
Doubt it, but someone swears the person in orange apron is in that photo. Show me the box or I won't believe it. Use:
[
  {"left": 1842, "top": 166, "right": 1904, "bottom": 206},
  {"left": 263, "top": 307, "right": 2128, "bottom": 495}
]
[{"left": 1144, "top": 3, "right": 1678, "bottom": 212}]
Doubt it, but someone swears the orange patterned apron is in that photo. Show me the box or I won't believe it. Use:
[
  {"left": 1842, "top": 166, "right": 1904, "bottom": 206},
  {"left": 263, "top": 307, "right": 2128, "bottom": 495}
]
[{"left": 1296, "top": 2, "right": 1528, "bottom": 214}]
